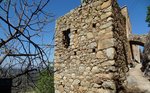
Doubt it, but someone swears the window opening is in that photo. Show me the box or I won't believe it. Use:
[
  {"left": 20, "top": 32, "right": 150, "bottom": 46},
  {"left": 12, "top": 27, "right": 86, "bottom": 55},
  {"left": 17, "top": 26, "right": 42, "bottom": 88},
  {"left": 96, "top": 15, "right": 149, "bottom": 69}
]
[
  {"left": 92, "top": 23, "right": 96, "bottom": 28},
  {"left": 74, "top": 51, "right": 77, "bottom": 55},
  {"left": 75, "top": 30, "right": 77, "bottom": 34},
  {"left": 92, "top": 48, "right": 96, "bottom": 52},
  {"left": 62, "top": 29, "right": 70, "bottom": 48}
]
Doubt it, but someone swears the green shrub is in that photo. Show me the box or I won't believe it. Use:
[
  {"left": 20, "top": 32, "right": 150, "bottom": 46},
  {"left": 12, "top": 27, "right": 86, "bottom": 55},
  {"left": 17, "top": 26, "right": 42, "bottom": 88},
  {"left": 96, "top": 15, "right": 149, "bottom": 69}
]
[{"left": 36, "top": 70, "right": 54, "bottom": 93}]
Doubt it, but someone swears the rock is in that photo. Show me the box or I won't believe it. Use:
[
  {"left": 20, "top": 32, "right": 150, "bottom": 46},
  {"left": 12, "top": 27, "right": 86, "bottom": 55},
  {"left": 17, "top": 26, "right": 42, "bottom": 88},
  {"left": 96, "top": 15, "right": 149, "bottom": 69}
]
[
  {"left": 79, "top": 76, "right": 84, "bottom": 79},
  {"left": 101, "top": 12, "right": 112, "bottom": 20},
  {"left": 126, "top": 64, "right": 150, "bottom": 93},
  {"left": 55, "top": 74, "right": 63, "bottom": 81},
  {"left": 70, "top": 34, "right": 74, "bottom": 39},
  {"left": 107, "top": 66, "right": 116, "bottom": 72},
  {"left": 89, "top": 42, "right": 97, "bottom": 49},
  {"left": 107, "top": 17, "right": 113, "bottom": 21},
  {"left": 95, "top": 73, "right": 113, "bottom": 81},
  {"left": 98, "top": 38, "right": 114, "bottom": 49},
  {"left": 87, "top": 91, "right": 94, "bottom": 93},
  {"left": 100, "top": 21, "right": 113, "bottom": 29},
  {"left": 96, "top": 51, "right": 105, "bottom": 59},
  {"left": 81, "top": 81, "right": 90, "bottom": 87},
  {"left": 102, "top": 81, "right": 116, "bottom": 90},
  {"left": 69, "top": 79, "right": 73, "bottom": 83},
  {"left": 101, "top": 0, "right": 112, "bottom": 9},
  {"left": 97, "top": 88, "right": 111, "bottom": 93},
  {"left": 87, "top": 32, "right": 94, "bottom": 39},
  {"left": 61, "top": 64, "right": 66, "bottom": 68},
  {"left": 85, "top": 67, "right": 91, "bottom": 72},
  {"left": 64, "top": 86, "right": 70, "bottom": 93},
  {"left": 78, "top": 86, "right": 84, "bottom": 92},
  {"left": 55, "top": 90, "right": 61, "bottom": 93},
  {"left": 72, "top": 79, "right": 80, "bottom": 85},
  {"left": 76, "top": 60, "right": 80, "bottom": 65},
  {"left": 79, "top": 65, "right": 85, "bottom": 73},
  {"left": 58, "top": 85, "right": 64, "bottom": 92},
  {"left": 93, "top": 83, "right": 101, "bottom": 88},
  {"left": 98, "top": 31, "right": 113, "bottom": 40},
  {"left": 81, "top": 36, "right": 86, "bottom": 41},
  {"left": 79, "top": 86, "right": 87, "bottom": 93},
  {"left": 71, "top": 73, "right": 76, "bottom": 78},
  {"left": 63, "top": 76, "right": 67, "bottom": 80},
  {"left": 105, "top": 48, "right": 115, "bottom": 59},
  {"left": 101, "top": 60, "right": 115, "bottom": 66},
  {"left": 91, "top": 66, "right": 99, "bottom": 73},
  {"left": 83, "top": 71, "right": 89, "bottom": 75},
  {"left": 104, "top": 6, "right": 112, "bottom": 12},
  {"left": 127, "top": 76, "right": 137, "bottom": 86}
]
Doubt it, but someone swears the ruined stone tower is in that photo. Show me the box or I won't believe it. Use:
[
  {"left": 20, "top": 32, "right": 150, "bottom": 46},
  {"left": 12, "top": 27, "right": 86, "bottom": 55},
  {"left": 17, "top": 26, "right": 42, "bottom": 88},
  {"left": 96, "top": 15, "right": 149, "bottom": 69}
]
[{"left": 54, "top": 0, "right": 130, "bottom": 93}]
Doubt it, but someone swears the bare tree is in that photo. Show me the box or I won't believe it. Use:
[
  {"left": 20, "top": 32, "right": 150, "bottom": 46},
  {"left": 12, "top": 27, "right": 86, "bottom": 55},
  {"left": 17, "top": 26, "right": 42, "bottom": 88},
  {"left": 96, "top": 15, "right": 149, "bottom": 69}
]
[{"left": 0, "top": 0, "right": 54, "bottom": 92}]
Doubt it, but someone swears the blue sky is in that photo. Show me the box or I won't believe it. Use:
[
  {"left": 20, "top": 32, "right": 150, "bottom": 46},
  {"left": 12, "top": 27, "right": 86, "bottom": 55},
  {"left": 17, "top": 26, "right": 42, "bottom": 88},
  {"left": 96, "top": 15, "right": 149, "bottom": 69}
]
[{"left": 48, "top": 0, "right": 150, "bottom": 35}]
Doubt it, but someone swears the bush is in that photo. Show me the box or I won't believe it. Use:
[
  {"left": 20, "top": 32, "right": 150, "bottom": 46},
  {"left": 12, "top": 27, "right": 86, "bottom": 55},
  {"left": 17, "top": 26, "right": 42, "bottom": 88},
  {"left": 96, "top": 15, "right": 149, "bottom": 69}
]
[{"left": 36, "top": 70, "right": 54, "bottom": 93}]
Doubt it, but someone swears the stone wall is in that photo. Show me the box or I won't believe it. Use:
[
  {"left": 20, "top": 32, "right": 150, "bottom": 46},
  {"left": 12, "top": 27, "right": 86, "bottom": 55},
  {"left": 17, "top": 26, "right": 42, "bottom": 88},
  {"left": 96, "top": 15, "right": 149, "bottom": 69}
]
[
  {"left": 112, "top": 2, "right": 128, "bottom": 92},
  {"left": 121, "top": 7, "right": 132, "bottom": 65},
  {"left": 121, "top": 7, "right": 140, "bottom": 64},
  {"left": 54, "top": 0, "right": 129, "bottom": 93}
]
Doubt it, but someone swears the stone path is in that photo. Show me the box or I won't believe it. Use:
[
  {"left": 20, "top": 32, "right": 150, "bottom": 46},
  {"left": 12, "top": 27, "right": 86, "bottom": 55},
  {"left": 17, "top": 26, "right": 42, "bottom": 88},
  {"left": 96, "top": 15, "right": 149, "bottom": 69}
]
[{"left": 127, "top": 64, "right": 150, "bottom": 93}]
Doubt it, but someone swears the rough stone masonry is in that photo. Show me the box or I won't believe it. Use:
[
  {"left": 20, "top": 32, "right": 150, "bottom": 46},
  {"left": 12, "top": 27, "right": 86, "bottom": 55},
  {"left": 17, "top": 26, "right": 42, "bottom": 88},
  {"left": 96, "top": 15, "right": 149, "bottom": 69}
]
[{"left": 54, "top": 0, "right": 137, "bottom": 93}]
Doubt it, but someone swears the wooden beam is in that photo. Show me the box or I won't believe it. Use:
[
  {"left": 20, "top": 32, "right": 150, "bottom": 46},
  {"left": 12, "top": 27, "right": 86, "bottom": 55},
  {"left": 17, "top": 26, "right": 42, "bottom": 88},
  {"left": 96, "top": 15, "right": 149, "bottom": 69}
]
[{"left": 128, "top": 34, "right": 147, "bottom": 46}]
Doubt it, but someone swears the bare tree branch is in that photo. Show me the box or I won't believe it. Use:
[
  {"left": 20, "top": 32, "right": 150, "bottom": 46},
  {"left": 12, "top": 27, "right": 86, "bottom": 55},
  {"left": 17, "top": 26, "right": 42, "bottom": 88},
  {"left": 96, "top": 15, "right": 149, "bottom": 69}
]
[{"left": 0, "top": 0, "right": 54, "bottom": 92}]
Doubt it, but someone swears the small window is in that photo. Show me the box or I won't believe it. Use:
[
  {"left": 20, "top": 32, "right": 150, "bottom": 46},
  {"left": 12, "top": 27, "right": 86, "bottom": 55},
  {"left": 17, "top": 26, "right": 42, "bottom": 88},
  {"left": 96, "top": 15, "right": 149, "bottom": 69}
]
[
  {"left": 62, "top": 29, "right": 70, "bottom": 48},
  {"left": 78, "top": 82, "right": 81, "bottom": 86},
  {"left": 74, "top": 51, "right": 77, "bottom": 55},
  {"left": 92, "top": 23, "right": 96, "bottom": 28},
  {"left": 92, "top": 48, "right": 96, "bottom": 52},
  {"left": 75, "top": 30, "right": 77, "bottom": 34}
]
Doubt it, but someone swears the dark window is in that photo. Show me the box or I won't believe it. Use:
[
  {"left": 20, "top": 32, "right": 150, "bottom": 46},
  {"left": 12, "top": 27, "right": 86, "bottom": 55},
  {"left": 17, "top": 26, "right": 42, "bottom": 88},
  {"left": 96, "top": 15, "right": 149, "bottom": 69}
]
[
  {"left": 62, "top": 29, "right": 70, "bottom": 48},
  {"left": 75, "top": 30, "right": 77, "bottom": 34},
  {"left": 74, "top": 51, "right": 77, "bottom": 55},
  {"left": 92, "top": 48, "right": 96, "bottom": 52},
  {"left": 92, "top": 23, "right": 96, "bottom": 28}
]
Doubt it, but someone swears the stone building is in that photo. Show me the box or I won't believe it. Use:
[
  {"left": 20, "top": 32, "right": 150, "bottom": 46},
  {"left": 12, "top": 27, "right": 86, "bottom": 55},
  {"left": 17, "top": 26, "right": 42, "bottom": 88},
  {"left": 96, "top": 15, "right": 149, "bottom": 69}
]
[
  {"left": 121, "top": 7, "right": 140, "bottom": 65},
  {"left": 54, "top": 0, "right": 140, "bottom": 93}
]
